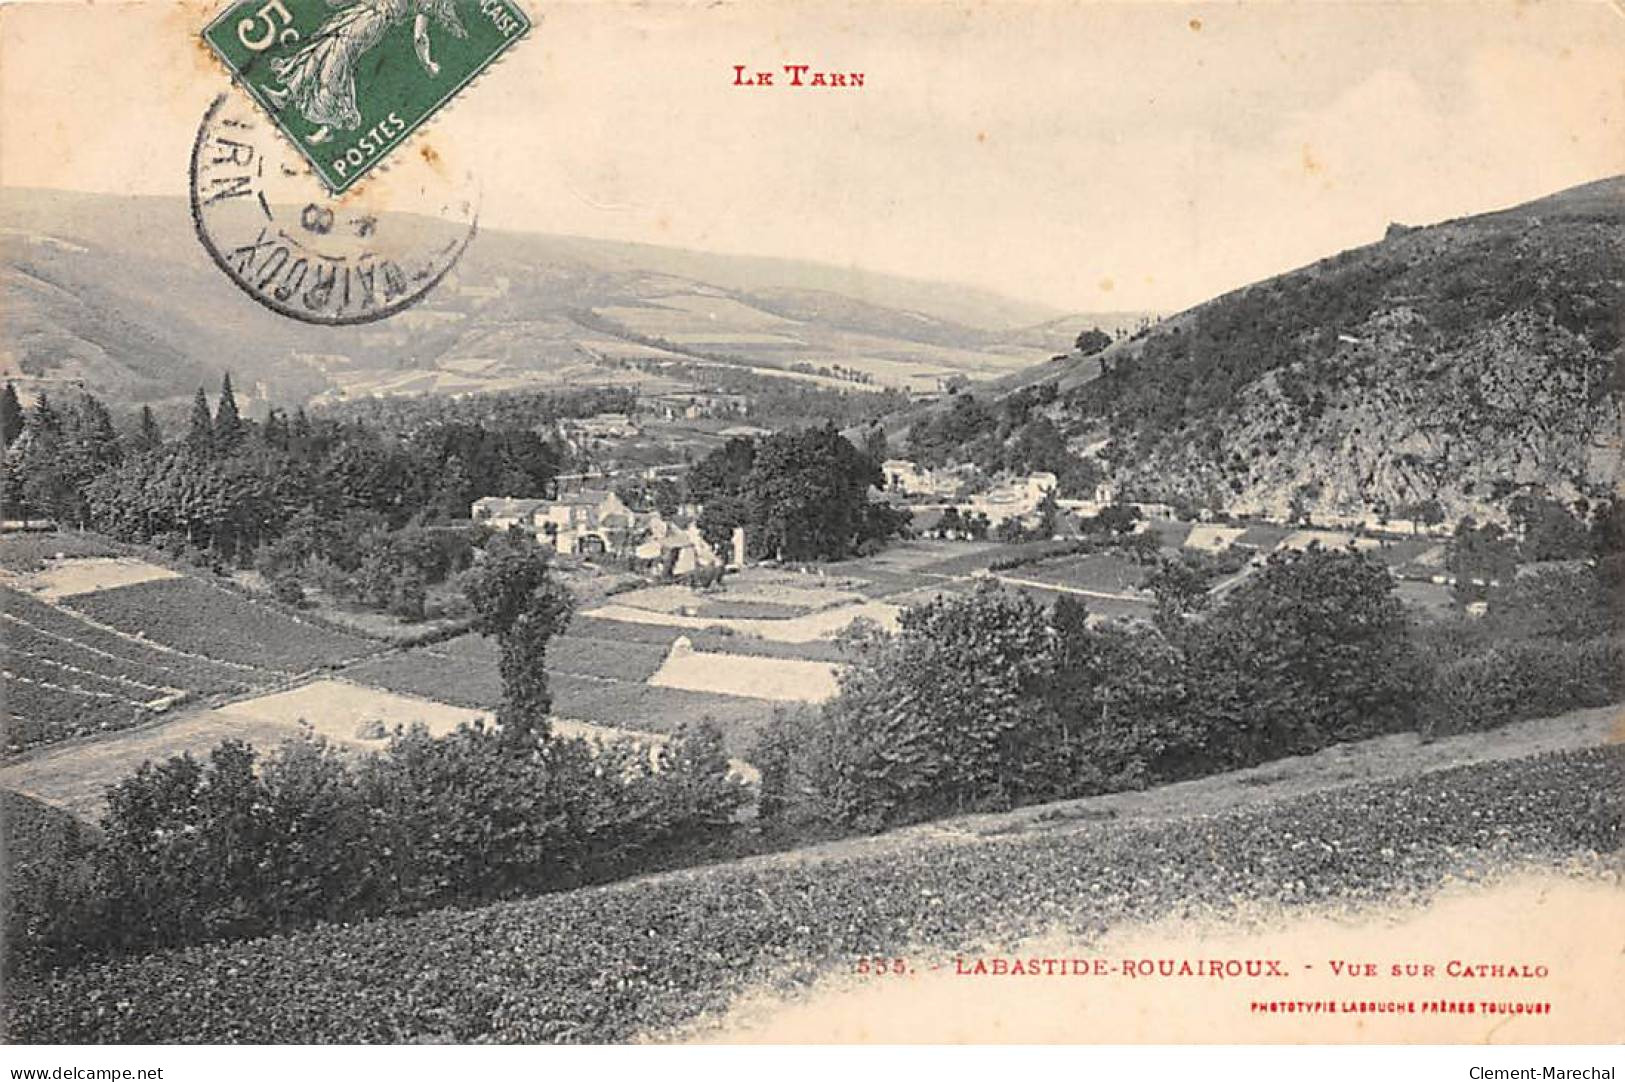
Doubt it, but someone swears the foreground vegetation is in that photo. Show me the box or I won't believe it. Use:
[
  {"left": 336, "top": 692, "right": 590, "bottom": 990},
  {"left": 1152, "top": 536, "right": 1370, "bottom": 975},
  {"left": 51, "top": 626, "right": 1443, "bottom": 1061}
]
[
  {"left": 6, "top": 746, "right": 1618, "bottom": 1044},
  {"left": 752, "top": 545, "right": 1623, "bottom": 829}
]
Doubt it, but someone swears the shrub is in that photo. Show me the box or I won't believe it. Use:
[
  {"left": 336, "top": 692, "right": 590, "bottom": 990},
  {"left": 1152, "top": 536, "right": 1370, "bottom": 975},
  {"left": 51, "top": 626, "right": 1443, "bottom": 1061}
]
[
  {"left": 270, "top": 572, "right": 305, "bottom": 606},
  {"left": 7, "top": 721, "right": 754, "bottom": 972},
  {"left": 1422, "top": 636, "right": 1625, "bottom": 737}
]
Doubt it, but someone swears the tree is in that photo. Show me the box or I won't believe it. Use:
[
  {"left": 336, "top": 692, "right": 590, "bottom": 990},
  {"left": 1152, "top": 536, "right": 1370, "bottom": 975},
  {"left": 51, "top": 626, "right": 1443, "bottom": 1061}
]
[
  {"left": 654, "top": 722, "right": 751, "bottom": 838},
  {"left": 810, "top": 582, "right": 1065, "bottom": 826},
  {"left": 1035, "top": 489, "right": 1060, "bottom": 539},
  {"left": 1146, "top": 556, "right": 1213, "bottom": 629},
  {"left": 743, "top": 425, "right": 889, "bottom": 561},
  {"left": 696, "top": 494, "right": 749, "bottom": 558},
  {"left": 685, "top": 436, "right": 756, "bottom": 504},
  {"left": 1093, "top": 501, "right": 1142, "bottom": 535},
  {"left": 1196, "top": 546, "right": 1419, "bottom": 758},
  {"left": 8, "top": 392, "right": 121, "bottom": 526},
  {"left": 1074, "top": 327, "right": 1111, "bottom": 355},
  {"left": 132, "top": 406, "right": 163, "bottom": 454},
  {"left": 261, "top": 408, "right": 289, "bottom": 452},
  {"left": 186, "top": 388, "right": 214, "bottom": 452},
  {"left": 0, "top": 383, "right": 22, "bottom": 447},
  {"left": 462, "top": 534, "right": 574, "bottom": 746},
  {"left": 862, "top": 424, "right": 889, "bottom": 466},
  {"left": 1447, "top": 517, "right": 1518, "bottom": 605},
  {"left": 214, "top": 374, "right": 245, "bottom": 451},
  {"left": 687, "top": 426, "right": 902, "bottom": 562},
  {"left": 906, "top": 394, "right": 998, "bottom": 467},
  {"left": 1509, "top": 493, "right": 1590, "bottom": 562}
]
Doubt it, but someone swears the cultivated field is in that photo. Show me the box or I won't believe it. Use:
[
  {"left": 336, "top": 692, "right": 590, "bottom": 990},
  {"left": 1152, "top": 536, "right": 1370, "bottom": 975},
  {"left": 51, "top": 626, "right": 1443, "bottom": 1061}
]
[
  {"left": 344, "top": 628, "right": 805, "bottom": 758},
  {"left": 0, "top": 531, "right": 127, "bottom": 573},
  {"left": 3, "top": 583, "right": 265, "bottom": 754},
  {"left": 11, "top": 557, "right": 180, "bottom": 600},
  {"left": 649, "top": 640, "right": 840, "bottom": 703},
  {"left": 60, "top": 577, "right": 379, "bottom": 672}
]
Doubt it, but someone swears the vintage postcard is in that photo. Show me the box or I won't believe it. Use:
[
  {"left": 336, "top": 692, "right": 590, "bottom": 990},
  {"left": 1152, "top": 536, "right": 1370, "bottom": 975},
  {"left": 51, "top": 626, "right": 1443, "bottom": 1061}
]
[{"left": 0, "top": 0, "right": 1622, "bottom": 1057}]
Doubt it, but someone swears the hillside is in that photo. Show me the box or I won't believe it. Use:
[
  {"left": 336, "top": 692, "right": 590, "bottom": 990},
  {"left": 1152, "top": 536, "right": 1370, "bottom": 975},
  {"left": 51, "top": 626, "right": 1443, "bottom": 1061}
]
[
  {"left": 1007, "top": 177, "right": 1625, "bottom": 523},
  {"left": 0, "top": 188, "right": 1094, "bottom": 408}
]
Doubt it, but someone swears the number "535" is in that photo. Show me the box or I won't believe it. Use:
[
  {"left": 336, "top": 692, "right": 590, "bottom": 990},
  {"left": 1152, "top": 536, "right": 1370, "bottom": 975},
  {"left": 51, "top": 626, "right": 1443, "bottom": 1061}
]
[
  {"left": 855, "top": 957, "right": 910, "bottom": 976},
  {"left": 238, "top": 0, "right": 300, "bottom": 51}
]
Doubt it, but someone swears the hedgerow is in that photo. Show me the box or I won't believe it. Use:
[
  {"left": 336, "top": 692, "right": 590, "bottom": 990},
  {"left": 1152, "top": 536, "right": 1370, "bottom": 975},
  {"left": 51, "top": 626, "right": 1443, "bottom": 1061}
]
[
  {"left": 1422, "top": 636, "right": 1625, "bottom": 737},
  {"left": 6, "top": 746, "right": 1619, "bottom": 1044},
  {"left": 6, "top": 721, "right": 750, "bottom": 973}
]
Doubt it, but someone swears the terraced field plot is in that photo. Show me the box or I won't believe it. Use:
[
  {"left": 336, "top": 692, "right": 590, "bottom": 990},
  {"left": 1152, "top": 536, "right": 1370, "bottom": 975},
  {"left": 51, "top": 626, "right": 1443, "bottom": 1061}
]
[
  {"left": 995, "top": 584, "right": 1155, "bottom": 622},
  {"left": 3, "top": 584, "right": 263, "bottom": 753},
  {"left": 62, "top": 577, "right": 380, "bottom": 672},
  {"left": 0, "top": 532, "right": 127, "bottom": 573},
  {"left": 1006, "top": 552, "right": 1149, "bottom": 595},
  {"left": 649, "top": 645, "right": 839, "bottom": 704},
  {"left": 584, "top": 596, "right": 902, "bottom": 643}
]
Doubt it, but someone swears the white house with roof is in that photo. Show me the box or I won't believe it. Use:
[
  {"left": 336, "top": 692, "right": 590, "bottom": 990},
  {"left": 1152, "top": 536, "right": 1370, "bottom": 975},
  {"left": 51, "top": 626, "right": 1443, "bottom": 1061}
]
[
  {"left": 473, "top": 490, "right": 634, "bottom": 556},
  {"left": 880, "top": 459, "right": 978, "bottom": 498},
  {"left": 474, "top": 491, "right": 728, "bottom": 570},
  {"left": 469, "top": 496, "right": 549, "bottom": 534}
]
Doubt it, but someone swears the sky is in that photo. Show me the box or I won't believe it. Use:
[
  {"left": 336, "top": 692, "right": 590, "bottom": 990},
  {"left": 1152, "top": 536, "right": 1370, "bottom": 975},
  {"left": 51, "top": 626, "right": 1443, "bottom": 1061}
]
[{"left": 1, "top": 0, "right": 1622, "bottom": 313}]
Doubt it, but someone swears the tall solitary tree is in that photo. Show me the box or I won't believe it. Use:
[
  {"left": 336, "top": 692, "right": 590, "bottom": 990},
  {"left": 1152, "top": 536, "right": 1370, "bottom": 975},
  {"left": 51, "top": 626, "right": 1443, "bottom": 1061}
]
[
  {"left": 187, "top": 388, "right": 214, "bottom": 452},
  {"left": 862, "top": 424, "right": 889, "bottom": 467},
  {"left": 132, "top": 405, "right": 164, "bottom": 454},
  {"left": 461, "top": 534, "right": 574, "bottom": 749},
  {"left": 0, "top": 383, "right": 23, "bottom": 447},
  {"left": 214, "top": 374, "right": 244, "bottom": 451}
]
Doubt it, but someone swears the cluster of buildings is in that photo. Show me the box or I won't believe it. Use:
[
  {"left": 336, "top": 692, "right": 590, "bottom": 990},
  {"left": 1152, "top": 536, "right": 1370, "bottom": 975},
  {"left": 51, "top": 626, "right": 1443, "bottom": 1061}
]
[
  {"left": 470, "top": 491, "right": 739, "bottom": 575},
  {"left": 561, "top": 413, "right": 641, "bottom": 442},
  {"left": 648, "top": 393, "right": 750, "bottom": 422}
]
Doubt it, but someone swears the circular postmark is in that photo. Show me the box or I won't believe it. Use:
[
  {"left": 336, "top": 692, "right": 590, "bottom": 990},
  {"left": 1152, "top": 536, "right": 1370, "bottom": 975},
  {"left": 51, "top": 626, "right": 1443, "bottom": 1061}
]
[{"left": 189, "top": 93, "right": 478, "bottom": 325}]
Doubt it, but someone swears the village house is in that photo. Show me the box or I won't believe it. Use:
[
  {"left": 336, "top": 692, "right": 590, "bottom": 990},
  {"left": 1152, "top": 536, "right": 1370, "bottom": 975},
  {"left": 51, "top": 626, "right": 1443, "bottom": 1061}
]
[
  {"left": 880, "top": 459, "right": 980, "bottom": 499},
  {"left": 562, "top": 412, "right": 640, "bottom": 441},
  {"left": 632, "top": 516, "right": 731, "bottom": 575},
  {"left": 471, "top": 491, "right": 728, "bottom": 572},
  {"left": 967, "top": 472, "right": 1061, "bottom": 527},
  {"left": 651, "top": 393, "right": 749, "bottom": 421},
  {"left": 472, "top": 490, "right": 633, "bottom": 556}
]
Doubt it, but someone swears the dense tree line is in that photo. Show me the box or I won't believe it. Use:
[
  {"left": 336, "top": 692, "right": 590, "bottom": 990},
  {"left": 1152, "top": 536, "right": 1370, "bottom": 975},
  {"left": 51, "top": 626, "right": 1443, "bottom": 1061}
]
[
  {"left": 1, "top": 379, "right": 562, "bottom": 597},
  {"left": 752, "top": 543, "right": 1622, "bottom": 829},
  {"left": 603, "top": 358, "right": 913, "bottom": 430},
  {"left": 320, "top": 387, "right": 638, "bottom": 433},
  {"left": 685, "top": 425, "right": 911, "bottom": 561}
]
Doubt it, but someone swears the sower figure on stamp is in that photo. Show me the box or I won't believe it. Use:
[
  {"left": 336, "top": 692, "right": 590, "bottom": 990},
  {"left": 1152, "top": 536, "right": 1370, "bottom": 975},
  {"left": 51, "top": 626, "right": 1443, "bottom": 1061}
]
[{"left": 265, "top": 0, "right": 466, "bottom": 144}]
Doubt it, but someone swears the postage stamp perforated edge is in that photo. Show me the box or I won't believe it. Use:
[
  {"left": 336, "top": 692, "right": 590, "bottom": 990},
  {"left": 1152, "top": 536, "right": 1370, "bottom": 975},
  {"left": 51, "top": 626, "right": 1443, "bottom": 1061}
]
[{"left": 197, "top": 0, "right": 533, "bottom": 195}]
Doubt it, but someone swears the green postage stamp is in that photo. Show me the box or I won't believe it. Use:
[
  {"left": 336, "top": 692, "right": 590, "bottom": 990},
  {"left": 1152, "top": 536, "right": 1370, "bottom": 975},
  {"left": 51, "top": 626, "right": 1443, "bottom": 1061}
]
[{"left": 202, "top": 0, "right": 531, "bottom": 193}]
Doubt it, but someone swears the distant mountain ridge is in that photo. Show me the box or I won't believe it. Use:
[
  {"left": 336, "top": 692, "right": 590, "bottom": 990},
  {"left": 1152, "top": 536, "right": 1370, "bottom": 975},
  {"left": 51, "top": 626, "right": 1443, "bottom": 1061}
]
[
  {"left": 0, "top": 187, "right": 1118, "bottom": 409},
  {"left": 1012, "top": 176, "right": 1624, "bottom": 524}
]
